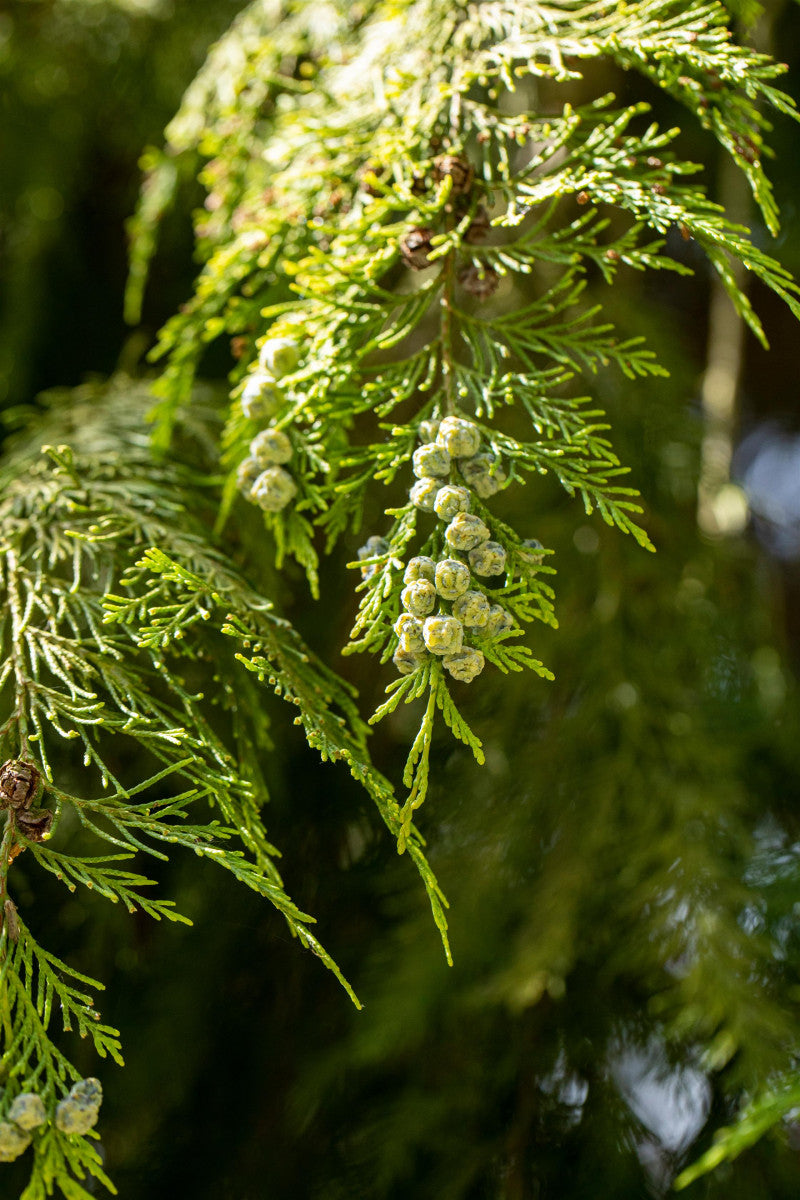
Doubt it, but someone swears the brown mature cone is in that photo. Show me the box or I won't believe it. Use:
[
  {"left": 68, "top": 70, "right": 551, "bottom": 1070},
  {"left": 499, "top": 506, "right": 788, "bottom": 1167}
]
[
  {"left": 458, "top": 262, "right": 500, "bottom": 300},
  {"left": 16, "top": 808, "right": 54, "bottom": 842},
  {"left": 464, "top": 205, "right": 491, "bottom": 244},
  {"left": 359, "top": 163, "right": 387, "bottom": 196},
  {"left": 0, "top": 760, "right": 41, "bottom": 811},
  {"left": 400, "top": 227, "right": 435, "bottom": 270},
  {"left": 433, "top": 154, "right": 474, "bottom": 196}
]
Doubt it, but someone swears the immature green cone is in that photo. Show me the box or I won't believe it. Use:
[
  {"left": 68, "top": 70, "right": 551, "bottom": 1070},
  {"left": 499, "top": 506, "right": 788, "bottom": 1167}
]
[
  {"left": 7, "top": 1094, "right": 46, "bottom": 1132},
  {"left": 433, "top": 485, "right": 470, "bottom": 521},
  {"left": 434, "top": 559, "right": 470, "bottom": 600},
  {"left": 423, "top": 616, "right": 463, "bottom": 656},
  {"left": 437, "top": 416, "right": 481, "bottom": 459},
  {"left": 452, "top": 590, "right": 491, "bottom": 629},
  {"left": 55, "top": 1078, "right": 103, "bottom": 1136},
  {"left": 70, "top": 1078, "right": 103, "bottom": 1108},
  {"left": 395, "top": 614, "right": 426, "bottom": 653},
  {"left": 393, "top": 647, "right": 426, "bottom": 675},
  {"left": 250, "top": 428, "right": 293, "bottom": 466},
  {"left": 404, "top": 556, "right": 436, "bottom": 584},
  {"left": 459, "top": 452, "right": 507, "bottom": 499},
  {"left": 409, "top": 478, "right": 441, "bottom": 511},
  {"left": 240, "top": 372, "right": 281, "bottom": 421},
  {"left": 258, "top": 336, "right": 300, "bottom": 377},
  {"left": 443, "top": 647, "right": 485, "bottom": 683},
  {"left": 412, "top": 443, "right": 450, "bottom": 478},
  {"left": 54, "top": 1100, "right": 99, "bottom": 1136},
  {"left": 445, "top": 513, "right": 490, "bottom": 551},
  {"left": 236, "top": 456, "right": 262, "bottom": 497},
  {"left": 0, "top": 1121, "right": 31, "bottom": 1162},
  {"left": 417, "top": 419, "right": 440, "bottom": 442},
  {"left": 485, "top": 604, "right": 514, "bottom": 636},
  {"left": 357, "top": 536, "right": 389, "bottom": 579},
  {"left": 520, "top": 538, "right": 545, "bottom": 564},
  {"left": 251, "top": 467, "right": 297, "bottom": 512},
  {"left": 401, "top": 581, "right": 437, "bottom": 618},
  {"left": 468, "top": 540, "right": 507, "bottom": 576}
]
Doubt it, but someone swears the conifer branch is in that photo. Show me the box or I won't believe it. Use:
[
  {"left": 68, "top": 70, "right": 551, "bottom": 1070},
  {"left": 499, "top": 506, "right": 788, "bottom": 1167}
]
[{"left": 126, "top": 2, "right": 800, "bottom": 835}]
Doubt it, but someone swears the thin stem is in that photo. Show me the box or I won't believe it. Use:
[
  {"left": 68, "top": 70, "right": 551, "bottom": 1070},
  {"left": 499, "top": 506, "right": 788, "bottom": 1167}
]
[
  {"left": 4, "top": 549, "right": 30, "bottom": 755},
  {"left": 440, "top": 250, "right": 458, "bottom": 417},
  {"left": 0, "top": 810, "right": 15, "bottom": 911},
  {"left": 0, "top": 808, "right": 16, "bottom": 1048}
]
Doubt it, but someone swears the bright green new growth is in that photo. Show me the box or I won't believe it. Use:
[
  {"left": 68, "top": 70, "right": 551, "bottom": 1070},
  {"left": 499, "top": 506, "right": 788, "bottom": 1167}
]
[
  {"left": 2, "top": 0, "right": 800, "bottom": 1195},
  {"left": 129, "top": 0, "right": 798, "bottom": 828}
]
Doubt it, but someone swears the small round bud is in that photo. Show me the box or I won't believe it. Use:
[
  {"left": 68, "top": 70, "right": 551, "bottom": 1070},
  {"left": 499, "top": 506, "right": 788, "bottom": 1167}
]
[
  {"left": 434, "top": 559, "right": 471, "bottom": 600},
  {"left": 433, "top": 485, "right": 470, "bottom": 522},
  {"left": 393, "top": 647, "right": 426, "bottom": 675},
  {"left": 445, "top": 513, "right": 490, "bottom": 551},
  {"left": 54, "top": 1099, "right": 98, "bottom": 1136},
  {"left": 458, "top": 263, "right": 500, "bottom": 300},
  {"left": 433, "top": 155, "right": 474, "bottom": 196},
  {"left": 404, "top": 556, "right": 436, "bottom": 584},
  {"left": 401, "top": 580, "right": 437, "bottom": 618},
  {"left": 484, "top": 604, "right": 514, "bottom": 636},
  {"left": 520, "top": 538, "right": 545, "bottom": 564},
  {"left": 251, "top": 467, "right": 297, "bottom": 512},
  {"left": 409, "top": 478, "right": 440, "bottom": 511},
  {"left": 258, "top": 337, "right": 300, "bottom": 377},
  {"left": 358, "top": 536, "right": 389, "bottom": 579},
  {"left": 472, "top": 473, "right": 505, "bottom": 500},
  {"left": 250, "top": 428, "right": 293, "bottom": 467},
  {"left": 452, "top": 590, "right": 490, "bottom": 629},
  {"left": 0, "top": 1121, "right": 31, "bottom": 1162},
  {"left": 394, "top": 614, "right": 426, "bottom": 654},
  {"left": 423, "top": 616, "right": 463, "bottom": 656},
  {"left": 468, "top": 540, "right": 507, "bottom": 576},
  {"left": 236, "top": 456, "right": 262, "bottom": 497},
  {"left": 359, "top": 536, "right": 389, "bottom": 557},
  {"left": 400, "top": 227, "right": 435, "bottom": 270},
  {"left": 459, "top": 453, "right": 507, "bottom": 499},
  {"left": 437, "top": 416, "right": 481, "bottom": 459},
  {"left": 443, "top": 647, "right": 485, "bottom": 683},
  {"left": 8, "top": 1094, "right": 46, "bottom": 1132},
  {"left": 412, "top": 443, "right": 451, "bottom": 479},
  {"left": 418, "top": 419, "right": 440, "bottom": 443},
  {"left": 241, "top": 372, "right": 281, "bottom": 421},
  {"left": 70, "top": 1079, "right": 103, "bottom": 1108}
]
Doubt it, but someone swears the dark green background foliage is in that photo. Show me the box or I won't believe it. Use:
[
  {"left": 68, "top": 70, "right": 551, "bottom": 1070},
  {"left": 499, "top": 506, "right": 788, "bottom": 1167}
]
[{"left": 3, "top": 0, "right": 800, "bottom": 1197}]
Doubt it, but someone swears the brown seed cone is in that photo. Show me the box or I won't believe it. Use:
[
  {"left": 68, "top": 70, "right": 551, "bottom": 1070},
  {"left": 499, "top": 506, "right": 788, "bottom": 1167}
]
[
  {"left": 16, "top": 808, "right": 54, "bottom": 842},
  {"left": 433, "top": 154, "right": 474, "bottom": 196},
  {"left": 400, "top": 227, "right": 435, "bottom": 270},
  {"left": 359, "top": 163, "right": 387, "bottom": 196},
  {"left": 0, "top": 760, "right": 41, "bottom": 811},
  {"left": 464, "top": 205, "right": 491, "bottom": 244},
  {"left": 458, "top": 262, "right": 500, "bottom": 299}
]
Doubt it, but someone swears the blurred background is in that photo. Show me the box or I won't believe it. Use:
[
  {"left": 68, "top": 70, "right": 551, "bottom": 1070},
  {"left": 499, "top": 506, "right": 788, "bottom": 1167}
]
[{"left": 3, "top": 1, "right": 800, "bottom": 1196}]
